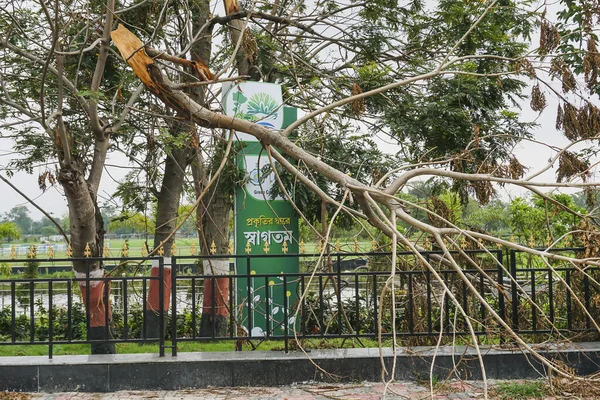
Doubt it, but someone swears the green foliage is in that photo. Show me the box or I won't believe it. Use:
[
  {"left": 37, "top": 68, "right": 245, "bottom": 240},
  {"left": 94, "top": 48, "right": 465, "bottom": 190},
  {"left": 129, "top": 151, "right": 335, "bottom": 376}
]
[
  {"left": 108, "top": 212, "right": 155, "bottom": 235},
  {"left": 0, "top": 263, "right": 11, "bottom": 277},
  {"left": 509, "top": 194, "right": 583, "bottom": 243},
  {"left": 0, "top": 221, "right": 21, "bottom": 242}
]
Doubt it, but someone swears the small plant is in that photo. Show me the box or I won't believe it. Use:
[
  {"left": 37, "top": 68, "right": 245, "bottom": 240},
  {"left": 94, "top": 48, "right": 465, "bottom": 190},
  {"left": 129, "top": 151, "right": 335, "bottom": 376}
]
[
  {"left": 0, "top": 262, "right": 11, "bottom": 277},
  {"left": 493, "top": 380, "right": 549, "bottom": 400}
]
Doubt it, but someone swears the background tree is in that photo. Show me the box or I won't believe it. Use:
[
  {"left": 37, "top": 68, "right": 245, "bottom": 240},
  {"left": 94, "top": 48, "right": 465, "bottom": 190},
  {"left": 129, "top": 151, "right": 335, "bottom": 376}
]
[
  {"left": 2, "top": 206, "right": 33, "bottom": 236},
  {"left": 0, "top": 221, "right": 21, "bottom": 243}
]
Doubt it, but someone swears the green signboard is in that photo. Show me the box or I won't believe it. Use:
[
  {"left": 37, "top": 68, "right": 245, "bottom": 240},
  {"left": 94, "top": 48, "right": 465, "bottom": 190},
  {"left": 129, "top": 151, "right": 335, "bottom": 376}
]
[{"left": 223, "top": 82, "right": 299, "bottom": 337}]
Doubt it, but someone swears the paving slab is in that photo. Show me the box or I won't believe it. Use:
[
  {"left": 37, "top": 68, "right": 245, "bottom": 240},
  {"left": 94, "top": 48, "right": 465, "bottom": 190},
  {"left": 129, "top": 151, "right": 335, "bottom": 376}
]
[{"left": 21, "top": 381, "right": 495, "bottom": 400}]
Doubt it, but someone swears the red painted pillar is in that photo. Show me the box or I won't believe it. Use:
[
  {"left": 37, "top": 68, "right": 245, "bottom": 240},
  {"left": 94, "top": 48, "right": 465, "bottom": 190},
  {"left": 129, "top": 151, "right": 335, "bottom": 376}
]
[
  {"left": 144, "top": 259, "right": 172, "bottom": 339},
  {"left": 77, "top": 269, "right": 115, "bottom": 354},
  {"left": 199, "top": 259, "right": 230, "bottom": 336}
]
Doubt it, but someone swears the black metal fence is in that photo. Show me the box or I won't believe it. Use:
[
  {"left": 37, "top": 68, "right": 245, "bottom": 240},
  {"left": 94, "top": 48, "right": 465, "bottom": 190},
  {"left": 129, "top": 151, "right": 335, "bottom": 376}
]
[{"left": 0, "top": 249, "right": 598, "bottom": 358}]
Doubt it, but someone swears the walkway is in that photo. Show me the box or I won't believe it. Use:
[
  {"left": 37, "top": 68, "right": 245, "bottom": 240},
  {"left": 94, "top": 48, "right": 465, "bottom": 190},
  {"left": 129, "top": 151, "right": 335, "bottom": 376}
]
[{"left": 14, "top": 380, "right": 541, "bottom": 400}]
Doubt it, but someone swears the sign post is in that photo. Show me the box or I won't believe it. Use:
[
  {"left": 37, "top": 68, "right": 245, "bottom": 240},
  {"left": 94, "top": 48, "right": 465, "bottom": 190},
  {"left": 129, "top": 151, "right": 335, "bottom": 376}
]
[{"left": 223, "top": 82, "right": 300, "bottom": 337}]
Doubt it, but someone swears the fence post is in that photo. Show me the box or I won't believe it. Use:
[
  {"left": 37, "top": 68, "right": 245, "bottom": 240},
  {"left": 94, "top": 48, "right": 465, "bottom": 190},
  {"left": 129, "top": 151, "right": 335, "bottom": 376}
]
[
  {"left": 246, "top": 255, "right": 252, "bottom": 338},
  {"left": 171, "top": 256, "right": 178, "bottom": 356},
  {"left": 48, "top": 281, "right": 53, "bottom": 359},
  {"left": 283, "top": 275, "right": 288, "bottom": 354},
  {"left": 159, "top": 257, "right": 165, "bottom": 357}
]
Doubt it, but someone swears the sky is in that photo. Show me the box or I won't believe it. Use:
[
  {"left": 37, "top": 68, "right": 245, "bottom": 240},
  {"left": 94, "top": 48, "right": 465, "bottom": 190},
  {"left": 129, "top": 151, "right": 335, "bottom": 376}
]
[{"left": 0, "top": 0, "right": 597, "bottom": 220}]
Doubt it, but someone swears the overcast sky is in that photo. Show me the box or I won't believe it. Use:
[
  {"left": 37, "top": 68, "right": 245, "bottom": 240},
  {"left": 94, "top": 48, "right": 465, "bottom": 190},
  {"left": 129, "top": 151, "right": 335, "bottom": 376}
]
[{"left": 0, "top": 0, "right": 597, "bottom": 220}]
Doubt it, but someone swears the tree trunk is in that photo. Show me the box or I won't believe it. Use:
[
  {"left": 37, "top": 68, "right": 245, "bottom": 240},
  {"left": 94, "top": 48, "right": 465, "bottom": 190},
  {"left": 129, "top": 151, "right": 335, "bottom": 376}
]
[
  {"left": 197, "top": 178, "right": 232, "bottom": 337},
  {"left": 144, "top": 143, "right": 189, "bottom": 339},
  {"left": 188, "top": 0, "right": 233, "bottom": 337},
  {"left": 58, "top": 165, "right": 115, "bottom": 354}
]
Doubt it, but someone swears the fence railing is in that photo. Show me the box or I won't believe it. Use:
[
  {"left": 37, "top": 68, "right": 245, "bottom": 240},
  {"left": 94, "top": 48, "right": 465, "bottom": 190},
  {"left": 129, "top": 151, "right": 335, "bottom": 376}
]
[{"left": 0, "top": 249, "right": 598, "bottom": 358}]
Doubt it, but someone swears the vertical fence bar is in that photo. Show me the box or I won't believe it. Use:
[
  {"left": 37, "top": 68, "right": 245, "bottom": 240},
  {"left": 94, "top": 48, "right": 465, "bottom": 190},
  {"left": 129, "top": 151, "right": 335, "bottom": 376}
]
[
  {"left": 443, "top": 271, "right": 450, "bottom": 333},
  {"left": 548, "top": 268, "right": 554, "bottom": 326},
  {"left": 229, "top": 274, "right": 234, "bottom": 340},
  {"left": 300, "top": 275, "right": 306, "bottom": 338},
  {"left": 86, "top": 260, "right": 91, "bottom": 346},
  {"left": 283, "top": 275, "right": 288, "bottom": 353},
  {"left": 531, "top": 270, "right": 537, "bottom": 332},
  {"left": 566, "top": 270, "right": 572, "bottom": 331},
  {"left": 123, "top": 278, "right": 129, "bottom": 341},
  {"left": 336, "top": 253, "right": 342, "bottom": 335},
  {"left": 510, "top": 250, "right": 518, "bottom": 332},
  {"left": 426, "top": 270, "right": 432, "bottom": 334},
  {"left": 142, "top": 275, "right": 147, "bottom": 341},
  {"left": 11, "top": 281, "right": 16, "bottom": 343},
  {"left": 159, "top": 257, "right": 165, "bottom": 357},
  {"left": 29, "top": 281, "right": 34, "bottom": 342},
  {"left": 104, "top": 268, "right": 110, "bottom": 350},
  {"left": 319, "top": 276, "right": 324, "bottom": 333},
  {"left": 191, "top": 277, "right": 197, "bottom": 338},
  {"left": 246, "top": 256, "right": 253, "bottom": 337},
  {"left": 354, "top": 273, "right": 360, "bottom": 336},
  {"left": 67, "top": 282, "right": 72, "bottom": 342},
  {"left": 171, "top": 256, "right": 178, "bottom": 357},
  {"left": 48, "top": 281, "right": 53, "bottom": 359},
  {"left": 407, "top": 273, "right": 414, "bottom": 334},
  {"left": 265, "top": 276, "right": 270, "bottom": 338},
  {"left": 479, "top": 272, "right": 485, "bottom": 332},
  {"left": 372, "top": 273, "right": 378, "bottom": 337},
  {"left": 211, "top": 276, "right": 216, "bottom": 338}
]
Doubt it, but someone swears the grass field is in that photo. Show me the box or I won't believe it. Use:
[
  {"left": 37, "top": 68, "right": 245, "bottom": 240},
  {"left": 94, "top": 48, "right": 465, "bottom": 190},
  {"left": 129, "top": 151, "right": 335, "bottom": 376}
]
[
  {"left": 0, "top": 337, "right": 383, "bottom": 357},
  {"left": 1, "top": 238, "right": 379, "bottom": 262}
]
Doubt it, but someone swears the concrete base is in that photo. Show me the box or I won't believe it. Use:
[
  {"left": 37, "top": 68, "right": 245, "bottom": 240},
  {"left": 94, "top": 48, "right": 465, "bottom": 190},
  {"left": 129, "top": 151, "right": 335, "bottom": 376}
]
[{"left": 0, "top": 342, "right": 598, "bottom": 392}]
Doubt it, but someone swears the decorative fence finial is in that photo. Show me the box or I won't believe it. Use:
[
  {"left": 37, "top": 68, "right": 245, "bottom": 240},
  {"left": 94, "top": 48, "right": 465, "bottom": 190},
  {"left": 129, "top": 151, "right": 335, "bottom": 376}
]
[
  {"left": 28, "top": 244, "right": 36, "bottom": 258},
  {"left": 210, "top": 240, "right": 217, "bottom": 255},
  {"left": 10, "top": 245, "right": 16, "bottom": 259},
  {"left": 299, "top": 240, "right": 305, "bottom": 254},
  {"left": 228, "top": 240, "right": 234, "bottom": 255},
  {"left": 263, "top": 241, "right": 270, "bottom": 254},
  {"left": 84, "top": 243, "right": 92, "bottom": 258},
  {"left": 282, "top": 240, "right": 289, "bottom": 254},
  {"left": 66, "top": 243, "right": 73, "bottom": 258},
  {"left": 528, "top": 234, "right": 535, "bottom": 248},
  {"left": 47, "top": 245, "right": 54, "bottom": 259},
  {"left": 170, "top": 242, "right": 177, "bottom": 257},
  {"left": 103, "top": 244, "right": 111, "bottom": 257},
  {"left": 190, "top": 242, "right": 197, "bottom": 256},
  {"left": 245, "top": 240, "right": 252, "bottom": 254},
  {"left": 121, "top": 242, "right": 129, "bottom": 257},
  {"left": 423, "top": 237, "right": 431, "bottom": 251}
]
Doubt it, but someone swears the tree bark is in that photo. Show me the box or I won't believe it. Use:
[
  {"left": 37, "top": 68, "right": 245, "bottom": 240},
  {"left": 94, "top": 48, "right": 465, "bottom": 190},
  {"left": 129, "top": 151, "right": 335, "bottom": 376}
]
[
  {"left": 144, "top": 141, "right": 189, "bottom": 339},
  {"left": 58, "top": 165, "right": 114, "bottom": 354},
  {"left": 198, "top": 180, "right": 232, "bottom": 337}
]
